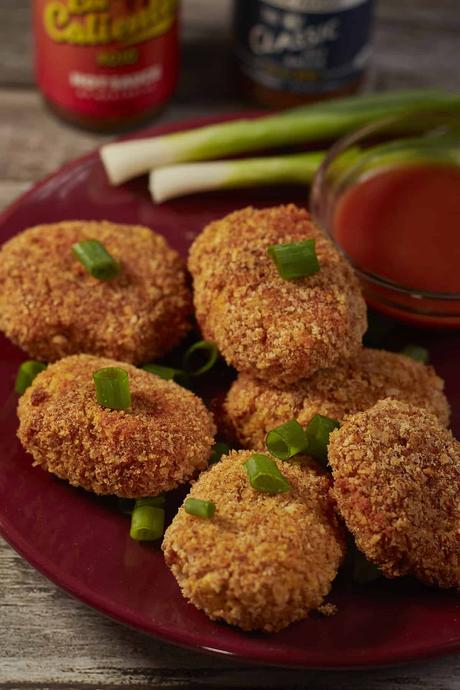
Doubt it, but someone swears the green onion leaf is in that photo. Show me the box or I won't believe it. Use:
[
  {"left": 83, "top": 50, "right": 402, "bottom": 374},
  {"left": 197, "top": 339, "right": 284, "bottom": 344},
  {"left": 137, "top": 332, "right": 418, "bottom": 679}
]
[
  {"left": 244, "top": 453, "right": 290, "bottom": 494},
  {"left": 72, "top": 239, "right": 120, "bottom": 281},
  {"left": 401, "top": 344, "right": 429, "bottom": 364},
  {"left": 184, "top": 497, "right": 216, "bottom": 518},
  {"left": 266, "top": 418, "right": 308, "bottom": 460},
  {"left": 15, "top": 360, "right": 47, "bottom": 394},
  {"left": 142, "top": 363, "right": 190, "bottom": 387},
  {"left": 267, "top": 239, "right": 319, "bottom": 280},
  {"left": 305, "top": 414, "right": 340, "bottom": 463},
  {"left": 209, "top": 442, "right": 230, "bottom": 465},
  {"left": 135, "top": 495, "right": 166, "bottom": 508},
  {"left": 130, "top": 504, "right": 165, "bottom": 541},
  {"left": 182, "top": 340, "right": 219, "bottom": 376},
  {"left": 93, "top": 367, "right": 131, "bottom": 410}
]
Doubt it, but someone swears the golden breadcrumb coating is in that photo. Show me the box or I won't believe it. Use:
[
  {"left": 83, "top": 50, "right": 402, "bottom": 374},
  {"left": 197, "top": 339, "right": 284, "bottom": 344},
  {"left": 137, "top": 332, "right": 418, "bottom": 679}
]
[
  {"left": 223, "top": 348, "right": 450, "bottom": 449},
  {"left": 328, "top": 398, "right": 460, "bottom": 589},
  {"left": 162, "top": 450, "right": 346, "bottom": 632},
  {"left": 188, "top": 205, "right": 367, "bottom": 385},
  {"left": 0, "top": 221, "right": 192, "bottom": 363},
  {"left": 17, "top": 354, "right": 216, "bottom": 498}
]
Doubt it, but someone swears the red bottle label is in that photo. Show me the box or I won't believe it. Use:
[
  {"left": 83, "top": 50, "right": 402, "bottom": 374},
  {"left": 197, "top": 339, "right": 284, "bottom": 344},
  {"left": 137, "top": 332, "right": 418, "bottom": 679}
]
[{"left": 34, "top": 0, "right": 179, "bottom": 118}]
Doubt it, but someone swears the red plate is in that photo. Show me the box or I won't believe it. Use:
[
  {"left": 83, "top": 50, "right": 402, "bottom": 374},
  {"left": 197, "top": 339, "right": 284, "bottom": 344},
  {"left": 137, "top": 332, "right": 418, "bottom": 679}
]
[{"left": 0, "top": 114, "right": 459, "bottom": 669}]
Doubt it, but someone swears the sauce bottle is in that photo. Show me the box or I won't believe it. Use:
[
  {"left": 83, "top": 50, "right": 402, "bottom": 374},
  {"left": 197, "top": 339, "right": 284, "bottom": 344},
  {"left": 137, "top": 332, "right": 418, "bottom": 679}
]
[
  {"left": 233, "top": 0, "right": 376, "bottom": 107},
  {"left": 34, "top": 0, "right": 180, "bottom": 132}
]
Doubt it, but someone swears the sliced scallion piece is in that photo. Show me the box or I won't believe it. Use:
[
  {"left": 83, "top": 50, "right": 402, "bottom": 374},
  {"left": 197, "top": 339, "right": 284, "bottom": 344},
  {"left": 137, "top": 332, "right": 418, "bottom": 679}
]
[
  {"left": 130, "top": 504, "right": 165, "bottom": 541},
  {"left": 93, "top": 367, "right": 131, "bottom": 410},
  {"left": 184, "top": 497, "right": 216, "bottom": 518},
  {"left": 266, "top": 419, "right": 308, "bottom": 460},
  {"left": 72, "top": 239, "right": 120, "bottom": 281},
  {"left": 401, "top": 344, "right": 429, "bottom": 364},
  {"left": 15, "top": 360, "right": 47, "bottom": 394},
  {"left": 244, "top": 453, "right": 290, "bottom": 494},
  {"left": 142, "top": 363, "right": 190, "bottom": 387},
  {"left": 209, "top": 442, "right": 230, "bottom": 465},
  {"left": 268, "top": 239, "right": 319, "bottom": 280},
  {"left": 183, "top": 340, "right": 218, "bottom": 376},
  {"left": 304, "top": 414, "right": 340, "bottom": 463}
]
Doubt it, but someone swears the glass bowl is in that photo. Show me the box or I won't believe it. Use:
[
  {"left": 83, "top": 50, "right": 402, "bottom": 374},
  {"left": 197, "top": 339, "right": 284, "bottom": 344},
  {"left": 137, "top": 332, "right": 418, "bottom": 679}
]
[{"left": 310, "top": 111, "right": 460, "bottom": 328}]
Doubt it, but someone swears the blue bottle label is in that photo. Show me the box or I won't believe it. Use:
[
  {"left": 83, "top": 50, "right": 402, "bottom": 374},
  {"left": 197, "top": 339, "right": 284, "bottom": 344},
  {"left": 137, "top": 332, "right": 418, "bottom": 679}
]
[{"left": 234, "top": 0, "right": 375, "bottom": 94}]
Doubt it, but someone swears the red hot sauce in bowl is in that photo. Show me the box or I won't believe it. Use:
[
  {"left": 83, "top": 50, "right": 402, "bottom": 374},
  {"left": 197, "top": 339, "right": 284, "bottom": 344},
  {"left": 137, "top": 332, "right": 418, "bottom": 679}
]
[
  {"left": 334, "top": 164, "right": 460, "bottom": 294},
  {"left": 331, "top": 163, "right": 460, "bottom": 327}
]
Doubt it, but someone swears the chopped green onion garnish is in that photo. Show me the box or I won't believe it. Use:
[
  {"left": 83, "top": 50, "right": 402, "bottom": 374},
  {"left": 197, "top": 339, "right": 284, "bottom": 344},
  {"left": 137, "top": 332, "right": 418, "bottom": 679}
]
[
  {"left": 15, "top": 360, "right": 47, "bottom": 394},
  {"left": 209, "top": 442, "right": 230, "bottom": 465},
  {"left": 182, "top": 340, "right": 218, "bottom": 376},
  {"left": 184, "top": 497, "right": 216, "bottom": 518},
  {"left": 93, "top": 367, "right": 131, "bottom": 410},
  {"left": 142, "top": 363, "right": 190, "bottom": 387},
  {"left": 267, "top": 239, "right": 320, "bottom": 280},
  {"left": 130, "top": 504, "right": 165, "bottom": 541},
  {"left": 305, "top": 414, "right": 340, "bottom": 463},
  {"left": 72, "top": 239, "right": 120, "bottom": 281},
  {"left": 352, "top": 549, "right": 382, "bottom": 584},
  {"left": 401, "top": 344, "right": 429, "bottom": 364},
  {"left": 244, "top": 453, "right": 290, "bottom": 494},
  {"left": 266, "top": 419, "right": 308, "bottom": 460},
  {"left": 135, "top": 495, "right": 166, "bottom": 508}
]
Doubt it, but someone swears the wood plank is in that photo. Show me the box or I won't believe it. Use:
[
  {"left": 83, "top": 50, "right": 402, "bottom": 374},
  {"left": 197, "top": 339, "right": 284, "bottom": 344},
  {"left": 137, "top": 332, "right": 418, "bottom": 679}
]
[
  {"left": 2, "top": 540, "right": 460, "bottom": 688},
  {"left": 0, "top": 88, "right": 241, "bottom": 203}
]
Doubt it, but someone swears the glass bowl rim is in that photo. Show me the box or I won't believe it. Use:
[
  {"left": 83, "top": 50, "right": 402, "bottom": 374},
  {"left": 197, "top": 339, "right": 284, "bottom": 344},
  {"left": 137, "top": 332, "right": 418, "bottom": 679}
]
[{"left": 309, "top": 110, "right": 460, "bottom": 302}]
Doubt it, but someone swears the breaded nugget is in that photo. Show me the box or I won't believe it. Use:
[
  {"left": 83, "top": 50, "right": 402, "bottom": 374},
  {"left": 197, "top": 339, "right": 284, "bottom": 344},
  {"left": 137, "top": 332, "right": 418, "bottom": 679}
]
[
  {"left": 224, "top": 349, "right": 450, "bottom": 449},
  {"left": 0, "top": 221, "right": 192, "bottom": 363},
  {"left": 328, "top": 398, "right": 460, "bottom": 589},
  {"left": 188, "top": 205, "right": 367, "bottom": 385},
  {"left": 163, "top": 450, "right": 346, "bottom": 632},
  {"left": 17, "top": 354, "right": 216, "bottom": 498}
]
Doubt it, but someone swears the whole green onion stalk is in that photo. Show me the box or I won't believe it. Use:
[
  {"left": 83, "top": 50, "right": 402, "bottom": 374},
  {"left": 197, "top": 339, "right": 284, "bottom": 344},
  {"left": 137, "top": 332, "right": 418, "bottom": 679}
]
[
  {"left": 100, "top": 90, "right": 460, "bottom": 185},
  {"left": 150, "top": 151, "right": 324, "bottom": 203},
  {"left": 150, "top": 131, "right": 460, "bottom": 203}
]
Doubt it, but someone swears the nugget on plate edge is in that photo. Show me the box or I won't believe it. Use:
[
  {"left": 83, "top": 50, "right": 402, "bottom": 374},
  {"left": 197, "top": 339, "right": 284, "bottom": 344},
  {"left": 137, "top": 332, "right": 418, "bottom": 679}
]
[
  {"left": 17, "top": 354, "right": 216, "bottom": 498},
  {"left": 328, "top": 398, "right": 460, "bottom": 589},
  {"left": 0, "top": 220, "right": 192, "bottom": 363},
  {"left": 163, "top": 450, "right": 346, "bottom": 632}
]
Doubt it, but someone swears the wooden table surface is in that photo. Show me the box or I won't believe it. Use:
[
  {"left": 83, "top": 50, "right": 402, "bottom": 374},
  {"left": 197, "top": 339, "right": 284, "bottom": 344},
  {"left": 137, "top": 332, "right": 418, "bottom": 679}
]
[{"left": 1, "top": 1, "right": 460, "bottom": 688}]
